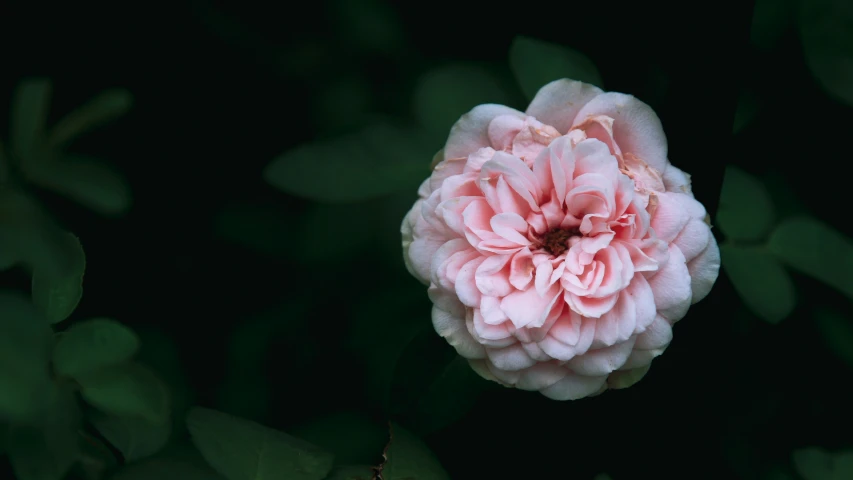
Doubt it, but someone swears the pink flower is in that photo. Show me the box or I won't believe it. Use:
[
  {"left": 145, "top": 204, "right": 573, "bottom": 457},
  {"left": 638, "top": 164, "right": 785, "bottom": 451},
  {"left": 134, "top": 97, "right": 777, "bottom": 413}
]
[{"left": 401, "top": 79, "right": 720, "bottom": 400}]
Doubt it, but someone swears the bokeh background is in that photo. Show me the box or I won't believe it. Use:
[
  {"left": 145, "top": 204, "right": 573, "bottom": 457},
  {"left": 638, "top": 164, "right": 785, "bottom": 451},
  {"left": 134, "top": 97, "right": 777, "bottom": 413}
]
[{"left": 2, "top": 0, "right": 853, "bottom": 479}]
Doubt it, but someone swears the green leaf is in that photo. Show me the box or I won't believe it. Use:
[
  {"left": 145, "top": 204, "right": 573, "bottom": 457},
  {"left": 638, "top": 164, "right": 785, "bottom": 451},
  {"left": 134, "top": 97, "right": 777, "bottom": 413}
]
[
  {"left": 78, "top": 363, "right": 170, "bottom": 422},
  {"left": 750, "top": 0, "right": 794, "bottom": 50},
  {"left": 186, "top": 407, "right": 335, "bottom": 480},
  {"left": 732, "top": 90, "right": 760, "bottom": 134},
  {"left": 89, "top": 411, "right": 171, "bottom": 463},
  {"left": 23, "top": 155, "right": 132, "bottom": 217},
  {"left": 48, "top": 89, "right": 133, "bottom": 149},
  {"left": 509, "top": 36, "right": 603, "bottom": 100},
  {"left": 792, "top": 447, "right": 853, "bottom": 480},
  {"left": 31, "top": 232, "right": 86, "bottom": 324},
  {"left": 377, "top": 423, "right": 449, "bottom": 480},
  {"left": 330, "top": 0, "right": 405, "bottom": 56},
  {"left": 0, "top": 292, "right": 55, "bottom": 421},
  {"left": 799, "top": 0, "right": 853, "bottom": 106},
  {"left": 716, "top": 166, "right": 775, "bottom": 242},
  {"left": 290, "top": 412, "right": 387, "bottom": 466},
  {"left": 720, "top": 244, "right": 796, "bottom": 324},
  {"left": 6, "top": 386, "right": 82, "bottom": 480},
  {"left": 768, "top": 217, "right": 853, "bottom": 299},
  {"left": 407, "top": 356, "right": 493, "bottom": 435},
  {"left": 10, "top": 78, "right": 52, "bottom": 164},
  {"left": 412, "top": 64, "right": 512, "bottom": 137},
  {"left": 52, "top": 318, "right": 140, "bottom": 378},
  {"left": 593, "top": 475, "right": 614, "bottom": 480},
  {"left": 215, "top": 201, "right": 374, "bottom": 264},
  {"left": 108, "top": 443, "right": 225, "bottom": 480},
  {"left": 263, "top": 123, "right": 432, "bottom": 203},
  {"left": 814, "top": 307, "right": 853, "bottom": 370},
  {"left": 0, "top": 188, "right": 55, "bottom": 270},
  {"left": 324, "top": 465, "right": 375, "bottom": 480}
]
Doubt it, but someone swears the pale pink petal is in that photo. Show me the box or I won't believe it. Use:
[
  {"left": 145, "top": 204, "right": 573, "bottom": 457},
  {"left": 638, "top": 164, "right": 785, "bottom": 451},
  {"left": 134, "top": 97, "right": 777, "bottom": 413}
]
[
  {"left": 487, "top": 114, "right": 527, "bottom": 150},
  {"left": 475, "top": 255, "right": 513, "bottom": 297},
  {"left": 429, "top": 238, "right": 475, "bottom": 288},
  {"left": 463, "top": 146, "right": 497, "bottom": 173},
  {"left": 444, "top": 104, "right": 525, "bottom": 159},
  {"left": 468, "top": 309, "right": 515, "bottom": 347},
  {"left": 486, "top": 343, "right": 537, "bottom": 371},
  {"left": 573, "top": 138, "right": 621, "bottom": 178},
  {"left": 501, "top": 283, "right": 562, "bottom": 328},
  {"left": 650, "top": 192, "right": 691, "bottom": 243},
  {"left": 673, "top": 218, "right": 712, "bottom": 262},
  {"left": 436, "top": 196, "right": 480, "bottom": 236},
  {"left": 606, "top": 364, "right": 651, "bottom": 389},
  {"left": 567, "top": 337, "right": 636, "bottom": 376},
  {"left": 648, "top": 245, "right": 693, "bottom": 322},
  {"left": 454, "top": 256, "right": 485, "bottom": 307},
  {"left": 515, "top": 363, "right": 568, "bottom": 390},
  {"left": 589, "top": 246, "right": 626, "bottom": 298},
  {"left": 432, "top": 305, "right": 485, "bottom": 359},
  {"left": 565, "top": 290, "right": 619, "bottom": 318},
  {"left": 572, "top": 92, "right": 669, "bottom": 172},
  {"left": 525, "top": 79, "right": 604, "bottom": 133},
  {"left": 480, "top": 295, "right": 508, "bottom": 325},
  {"left": 539, "top": 372, "right": 608, "bottom": 400},
  {"left": 532, "top": 135, "right": 575, "bottom": 203},
  {"left": 662, "top": 164, "right": 692, "bottom": 194},
  {"left": 481, "top": 152, "right": 542, "bottom": 211},
  {"left": 490, "top": 213, "right": 532, "bottom": 245},
  {"left": 620, "top": 347, "right": 663, "bottom": 370},
  {"left": 688, "top": 232, "right": 720, "bottom": 304},
  {"left": 538, "top": 313, "right": 595, "bottom": 360},
  {"left": 428, "top": 284, "right": 466, "bottom": 318},
  {"left": 429, "top": 158, "right": 468, "bottom": 192},
  {"left": 520, "top": 342, "right": 552, "bottom": 362},
  {"left": 509, "top": 248, "right": 535, "bottom": 290},
  {"left": 468, "top": 358, "right": 502, "bottom": 384},
  {"left": 635, "top": 314, "right": 673, "bottom": 349}
]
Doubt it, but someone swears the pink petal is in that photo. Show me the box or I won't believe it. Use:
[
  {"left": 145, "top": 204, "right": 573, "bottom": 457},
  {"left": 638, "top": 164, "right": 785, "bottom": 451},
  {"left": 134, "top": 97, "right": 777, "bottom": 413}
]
[
  {"left": 444, "top": 104, "right": 525, "bottom": 159},
  {"left": 485, "top": 343, "right": 537, "bottom": 371},
  {"left": 429, "top": 157, "right": 468, "bottom": 192},
  {"left": 589, "top": 246, "right": 626, "bottom": 298},
  {"left": 463, "top": 146, "right": 498, "bottom": 173},
  {"left": 500, "top": 283, "right": 562, "bottom": 328},
  {"left": 567, "top": 337, "right": 636, "bottom": 376},
  {"left": 525, "top": 79, "right": 604, "bottom": 133},
  {"left": 539, "top": 372, "right": 607, "bottom": 400},
  {"left": 429, "top": 238, "right": 475, "bottom": 288},
  {"left": 481, "top": 152, "right": 542, "bottom": 211},
  {"left": 454, "top": 256, "right": 485, "bottom": 307},
  {"left": 673, "top": 218, "right": 712, "bottom": 262},
  {"left": 437, "top": 196, "right": 480, "bottom": 236},
  {"left": 532, "top": 135, "right": 575, "bottom": 203},
  {"left": 687, "top": 232, "right": 720, "bottom": 304},
  {"left": 635, "top": 314, "right": 673, "bottom": 350},
  {"left": 565, "top": 290, "right": 619, "bottom": 318},
  {"left": 572, "top": 92, "right": 669, "bottom": 172},
  {"left": 432, "top": 305, "right": 485, "bottom": 359},
  {"left": 648, "top": 245, "right": 693, "bottom": 322},
  {"left": 650, "top": 192, "right": 691, "bottom": 243},
  {"left": 509, "top": 248, "right": 535, "bottom": 290},
  {"left": 428, "top": 285, "right": 466, "bottom": 318},
  {"left": 521, "top": 342, "right": 552, "bottom": 362},
  {"left": 480, "top": 295, "right": 509, "bottom": 325},
  {"left": 573, "top": 138, "right": 620, "bottom": 177},
  {"left": 487, "top": 114, "right": 526, "bottom": 150},
  {"left": 490, "top": 213, "right": 532, "bottom": 245},
  {"left": 475, "top": 254, "right": 513, "bottom": 297},
  {"left": 468, "top": 308, "right": 515, "bottom": 347}
]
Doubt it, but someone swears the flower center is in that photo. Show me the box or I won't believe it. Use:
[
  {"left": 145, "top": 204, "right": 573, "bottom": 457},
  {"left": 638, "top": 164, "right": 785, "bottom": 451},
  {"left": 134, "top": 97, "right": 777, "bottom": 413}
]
[{"left": 537, "top": 227, "right": 580, "bottom": 256}]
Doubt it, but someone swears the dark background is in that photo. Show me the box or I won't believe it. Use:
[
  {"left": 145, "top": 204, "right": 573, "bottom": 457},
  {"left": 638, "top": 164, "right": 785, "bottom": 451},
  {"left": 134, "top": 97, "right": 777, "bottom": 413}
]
[{"left": 3, "top": 0, "right": 853, "bottom": 478}]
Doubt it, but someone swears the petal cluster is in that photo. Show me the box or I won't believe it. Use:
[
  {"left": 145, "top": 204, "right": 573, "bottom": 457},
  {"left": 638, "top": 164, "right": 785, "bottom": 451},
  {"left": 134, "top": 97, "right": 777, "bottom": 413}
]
[{"left": 402, "top": 79, "right": 720, "bottom": 400}]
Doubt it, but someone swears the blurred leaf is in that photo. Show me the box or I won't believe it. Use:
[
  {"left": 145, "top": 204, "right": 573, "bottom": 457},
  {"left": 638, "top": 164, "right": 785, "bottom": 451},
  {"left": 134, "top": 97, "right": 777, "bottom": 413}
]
[
  {"left": 509, "top": 36, "right": 603, "bottom": 100},
  {"left": 77, "top": 429, "right": 121, "bottom": 479},
  {"left": 31, "top": 232, "right": 86, "bottom": 324},
  {"left": 732, "top": 90, "right": 760, "bottom": 133},
  {"left": 413, "top": 64, "right": 512, "bottom": 137},
  {"left": 793, "top": 447, "right": 853, "bottom": 480},
  {"left": 750, "top": 0, "right": 794, "bottom": 50},
  {"left": 264, "top": 123, "right": 432, "bottom": 203},
  {"left": 717, "top": 166, "right": 775, "bottom": 242},
  {"left": 762, "top": 465, "right": 796, "bottom": 480},
  {"left": 313, "top": 75, "right": 373, "bottom": 133},
  {"left": 348, "top": 286, "right": 430, "bottom": 412},
  {"left": 376, "top": 423, "right": 449, "bottom": 480},
  {"left": 324, "top": 465, "right": 375, "bottom": 480},
  {"left": 0, "top": 187, "right": 55, "bottom": 270},
  {"left": 6, "top": 386, "right": 81, "bottom": 480},
  {"left": 763, "top": 171, "right": 810, "bottom": 221},
  {"left": 768, "top": 217, "right": 853, "bottom": 299},
  {"left": 799, "top": 0, "right": 853, "bottom": 106},
  {"left": 109, "top": 442, "right": 225, "bottom": 480},
  {"left": 48, "top": 89, "right": 133, "bottom": 149},
  {"left": 406, "top": 356, "right": 493, "bottom": 435},
  {"left": 23, "top": 155, "right": 132, "bottom": 217},
  {"left": 721, "top": 244, "right": 796, "bottom": 324},
  {"left": 290, "top": 412, "right": 387, "bottom": 466},
  {"left": 186, "top": 407, "right": 334, "bottom": 480},
  {"left": 10, "top": 78, "right": 52, "bottom": 164},
  {"left": 814, "top": 307, "right": 853, "bottom": 370},
  {"left": 593, "top": 475, "right": 614, "bottom": 480},
  {"left": 0, "top": 291, "right": 55, "bottom": 422},
  {"left": 53, "top": 318, "right": 140, "bottom": 378},
  {"left": 89, "top": 411, "right": 171, "bottom": 463},
  {"left": 78, "top": 363, "right": 170, "bottom": 423},
  {"left": 215, "top": 201, "right": 374, "bottom": 264},
  {"left": 133, "top": 326, "right": 195, "bottom": 436},
  {"left": 330, "top": 0, "right": 404, "bottom": 56}
]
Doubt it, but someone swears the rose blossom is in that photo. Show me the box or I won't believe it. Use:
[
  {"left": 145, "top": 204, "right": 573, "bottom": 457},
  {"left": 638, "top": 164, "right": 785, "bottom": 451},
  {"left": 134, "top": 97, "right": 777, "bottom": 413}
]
[{"left": 401, "top": 79, "right": 720, "bottom": 400}]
